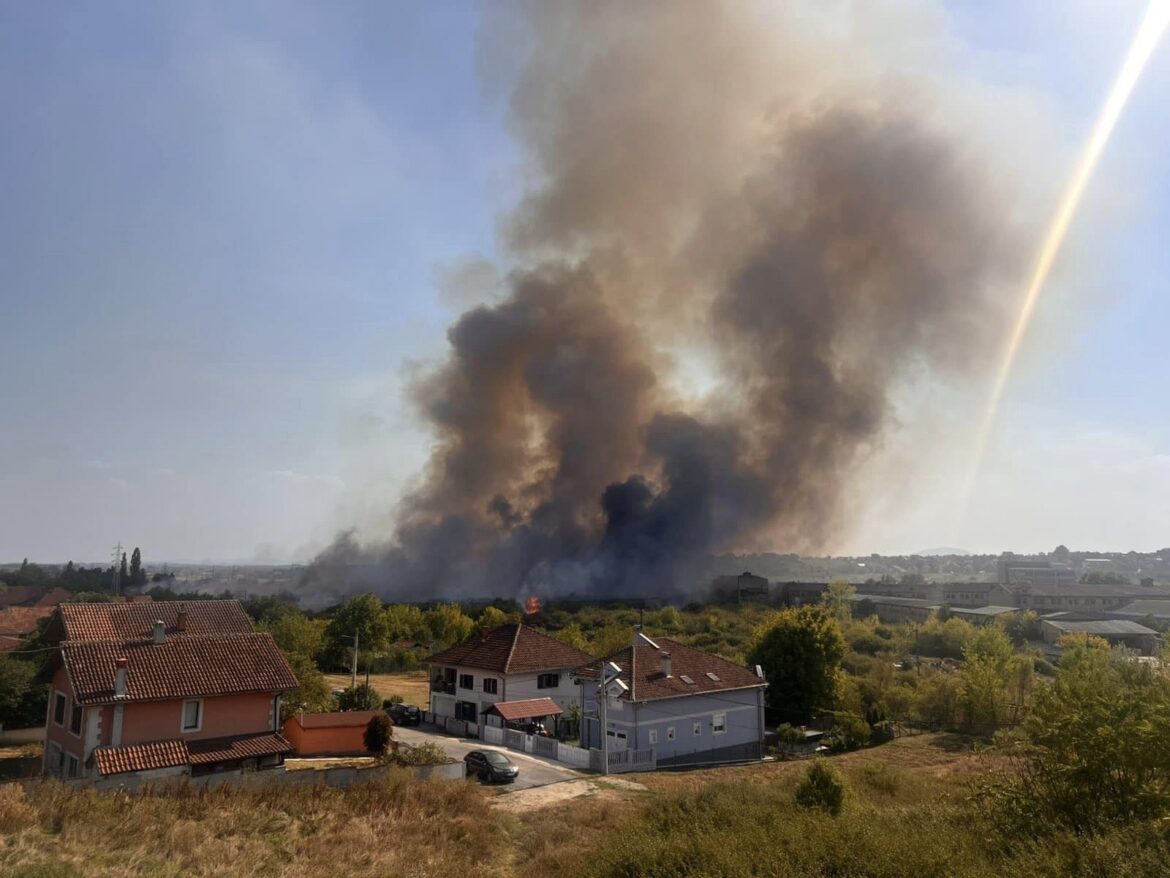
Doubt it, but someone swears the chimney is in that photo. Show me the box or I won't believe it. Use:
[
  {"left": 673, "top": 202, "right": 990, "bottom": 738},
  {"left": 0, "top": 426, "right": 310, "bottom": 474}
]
[
  {"left": 176, "top": 606, "right": 188, "bottom": 633},
  {"left": 660, "top": 651, "right": 672, "bottom": 677},
  {"left": 114, "top": 657, "right": 128, "bottom": 697},
  {"left": 152, "top": 620, "right": 166, "bottom": 645}
]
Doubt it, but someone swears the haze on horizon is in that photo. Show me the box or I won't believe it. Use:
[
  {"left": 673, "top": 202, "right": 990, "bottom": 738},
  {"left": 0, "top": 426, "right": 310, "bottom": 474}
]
[{"left": 2, "top": 1, "right": 1169, "bottom": 569}]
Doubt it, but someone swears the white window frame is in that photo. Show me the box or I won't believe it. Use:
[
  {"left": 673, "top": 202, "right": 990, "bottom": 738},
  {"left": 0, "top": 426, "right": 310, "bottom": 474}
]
[
  {"left": 66, "top": 753, "right": 79, "bottom": 778},
  {"left": 693, "top": 721, "right": 702, "bottom": 737},
  {"left": 482, "top": 677, "right": 498, "bottom": 695},
  {"left": 458, "top": 673, "right": 474, "bottom": 690},
  {"left": 666, "top": 726, "right": 676, "bottom": 741},
  {"left": 648, "top": 729, "right": 658, "bottom": 745},
  {"left": 181, "top": 699, "right": 203, "bottom": 733},
  {"left": 537, "top": 673, "right": 560, "bottom": 690},
  {"left": 52, "top": 690, "right": 67, "bottom": 727},
  {"left": 712, "top": 713, "right": 727, "bottom": 735}
]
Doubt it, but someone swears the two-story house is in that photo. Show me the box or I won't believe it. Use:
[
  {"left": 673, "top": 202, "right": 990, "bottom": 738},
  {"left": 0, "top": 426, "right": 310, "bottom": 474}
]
[
  {"left": 42, "top": 600, "right": 299, "bottom": 782},
  {"left": 575, "top": 631, "right": 767, "bottom": 768},
  {"left": 425, "top": 623, "right": 593, "bottom": 734}
]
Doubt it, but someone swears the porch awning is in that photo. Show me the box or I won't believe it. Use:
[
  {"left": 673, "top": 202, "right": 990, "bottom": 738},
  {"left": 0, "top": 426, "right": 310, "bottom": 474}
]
[{"left": 487, "top": 697, "right": 564, "bottom": 721}]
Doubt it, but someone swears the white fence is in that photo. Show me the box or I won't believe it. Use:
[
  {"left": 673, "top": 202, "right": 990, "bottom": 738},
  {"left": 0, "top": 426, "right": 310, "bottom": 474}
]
[
  {"left": 605, "top": 747, "right": 657, "bottom": 774},
  {"left": 556, "top": 742, "right": 592, "bottom": 769},
  {"left": 482, "top": 725, "right": 505, "bottom": 745}
]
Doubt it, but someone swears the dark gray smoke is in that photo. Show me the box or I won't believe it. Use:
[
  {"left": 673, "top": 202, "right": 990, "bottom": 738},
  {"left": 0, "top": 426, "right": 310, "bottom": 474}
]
[{"left": 302, "top": 1, "right": 1031, "bottom": 602}]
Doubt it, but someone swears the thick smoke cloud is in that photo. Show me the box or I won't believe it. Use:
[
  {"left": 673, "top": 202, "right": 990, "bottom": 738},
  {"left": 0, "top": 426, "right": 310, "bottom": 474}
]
[{"left": 303, "top": 1, "right": 1032, "bottom": 603}]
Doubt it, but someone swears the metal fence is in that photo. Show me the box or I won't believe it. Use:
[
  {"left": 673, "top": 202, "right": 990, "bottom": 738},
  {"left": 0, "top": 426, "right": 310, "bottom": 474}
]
[
  {"left": 532, "top": 735, "right": 559, "bottom": 758},
  {"left": 504, "top": 729, "right": 527, "bottom": 750},
  {"left": 482, "top": 725, "right": 505, "bottom": 745}
]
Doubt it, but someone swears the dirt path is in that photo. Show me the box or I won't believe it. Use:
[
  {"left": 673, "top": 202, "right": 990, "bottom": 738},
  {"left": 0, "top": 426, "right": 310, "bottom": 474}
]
[{"left": 491, "top": 776, "right": 647, "bottom": 813}]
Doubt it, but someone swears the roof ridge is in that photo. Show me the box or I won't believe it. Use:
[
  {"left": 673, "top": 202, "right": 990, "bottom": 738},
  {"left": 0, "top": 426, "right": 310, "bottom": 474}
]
[{"left": 503, "top": 623, "right": 523, "bottom": 674}]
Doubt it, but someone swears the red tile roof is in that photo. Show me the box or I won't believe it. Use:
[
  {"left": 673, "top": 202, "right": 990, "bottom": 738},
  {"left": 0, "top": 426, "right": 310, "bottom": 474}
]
[
  {"left": 0, "top": 586, "right": 53, "bottom": 608},
  {"left": 0, "top": 605, "right": 53, "bottom": 638},
  {"left": 92, "top": 739, "right": 189, "bottom": 776},
  {"left": 91, "top": 733, "right": 292, "bottom": 775},
  {"left": 187, "top": 732, "right": 292, "bottom": 765},
  {"left": 33, "top": 587, "right": 73, "bottom": 608},
  {"left": 61, "top": 632, "right": 299, "bottom": 705},
  {"left": 287, "top": 710, "right": 385, "bottom": 730},
  {"left": 487, "top": 698, "right": 563, "bottom": 721},
  {"left": 575, "top": 636, "right": 765, "bottom": 702},
  {"left": 57, "top": 600, "right": 253, "bottom": 642},
  {"left": 425, "top": 624, "right": 593, "bottom": 675}
]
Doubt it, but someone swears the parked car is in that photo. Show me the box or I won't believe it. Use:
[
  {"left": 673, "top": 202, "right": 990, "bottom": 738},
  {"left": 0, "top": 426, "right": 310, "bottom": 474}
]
[
  {"left": 464, "top": 750, "right": 519, "bottom": 784},
  {"left": 387, "top": 703, "right": 421, "bottom": 726}
]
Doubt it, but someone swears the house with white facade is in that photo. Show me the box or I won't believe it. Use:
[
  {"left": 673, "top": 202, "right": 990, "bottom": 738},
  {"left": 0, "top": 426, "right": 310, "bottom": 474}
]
[
  {"left": 425, "top": 624, "right": 593, "bottom": 735},
  {"left": 575, "top": 631, "right": 767, "bottom": 768}
]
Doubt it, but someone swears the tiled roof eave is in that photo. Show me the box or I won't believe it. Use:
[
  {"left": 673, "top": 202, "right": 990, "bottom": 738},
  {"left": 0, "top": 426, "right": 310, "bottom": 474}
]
[{"left": 622, "top": 682, "right": 767, "bottom": 703}]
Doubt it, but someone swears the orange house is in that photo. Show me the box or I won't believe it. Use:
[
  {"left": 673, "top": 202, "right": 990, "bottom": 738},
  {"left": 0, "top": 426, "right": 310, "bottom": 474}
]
[
  {"left": 42, "top": 600, "right": 299, "bottom": 782},
  {"left": 283, "top": 710, "right": 391, "bottom": 757}
]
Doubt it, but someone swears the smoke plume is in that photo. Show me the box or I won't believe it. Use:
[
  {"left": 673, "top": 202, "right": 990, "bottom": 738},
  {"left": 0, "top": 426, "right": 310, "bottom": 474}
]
[{"left": 304, "top": 1, "right": 1036, "bottom": 602}]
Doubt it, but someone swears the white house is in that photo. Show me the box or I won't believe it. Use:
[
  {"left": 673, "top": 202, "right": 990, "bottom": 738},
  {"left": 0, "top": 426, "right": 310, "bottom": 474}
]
[{"left": 425, "top": 624, "right": 593, "bottom": 734}]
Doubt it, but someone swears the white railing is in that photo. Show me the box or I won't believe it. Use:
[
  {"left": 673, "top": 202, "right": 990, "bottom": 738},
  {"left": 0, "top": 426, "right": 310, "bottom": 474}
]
[
  {"left": 606, "top": 747, "right": 656, "bottom": 773},
  {"left": 482, "top": 725, "right": 505, "bottom": 745}
]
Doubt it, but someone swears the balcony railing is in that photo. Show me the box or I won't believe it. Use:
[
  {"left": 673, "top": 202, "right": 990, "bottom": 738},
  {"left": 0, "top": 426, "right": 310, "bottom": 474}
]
[{"left": 431, "top": 680, "right": 456, "bottom": 695}]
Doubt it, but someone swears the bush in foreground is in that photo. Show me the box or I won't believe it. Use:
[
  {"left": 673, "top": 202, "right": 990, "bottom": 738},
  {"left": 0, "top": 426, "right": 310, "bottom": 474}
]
[{"left": 794, "top": 760, "right": 846, "bottom": 815}]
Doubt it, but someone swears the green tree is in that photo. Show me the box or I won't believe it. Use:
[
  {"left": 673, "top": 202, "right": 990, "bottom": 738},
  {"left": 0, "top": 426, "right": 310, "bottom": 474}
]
[
  {"left": 118, "top": 552, "right": 128, "bottom": 586},
  {"left": 986, "top": 638, "right": 1170, "bottom": 832},
  {"left": 554, "top": 623, "right": 591, "bottom": 653},
  {"left": 473, "top": 605, "right": 510, "bottom": 635},
  {"left": 338, "top": 683, "right": 381, "bottom": 711},
  {"left": 261, "top": 611, "right": 326, "bottom": 661},
  {"left": 385, "top": 604, "right": 429, "bottom": 644},
  {"left": 820, "top": 580, "right": 856, "bottom": 622},
  {"left": 749, "top": 605, "right": 846, "bottom": 718},
  {"left": 0, "top": 656, "right": 35, "bottom": 721},
  {"left": 425, "top": 603, "right": 473, "bottom": 648},
  {"left": 129, "top": 548, "right": 143, "bottom": 585},
  {"left": 281, "top": 653, "right": 333, "bottom": 720},
  {"left": 326, "top": 594, "right": 392, "bottom": 663}
]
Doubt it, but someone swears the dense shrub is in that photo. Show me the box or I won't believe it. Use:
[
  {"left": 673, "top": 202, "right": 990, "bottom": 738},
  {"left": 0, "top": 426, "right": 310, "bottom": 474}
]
[
  {"left": 337, "top": 684, "right": 380, "bottom": 711},
  {"left": 364, "top": 714, "right": 393, "bottom": 754},
  {"left": 794, "top": 761, "right": 847, "bottom": 815}
]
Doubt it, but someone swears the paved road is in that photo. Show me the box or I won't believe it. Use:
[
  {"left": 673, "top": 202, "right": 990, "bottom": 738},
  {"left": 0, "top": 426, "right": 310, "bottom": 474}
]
[{"left": 395, "top": 724, "right": 582, "bottom": 791}]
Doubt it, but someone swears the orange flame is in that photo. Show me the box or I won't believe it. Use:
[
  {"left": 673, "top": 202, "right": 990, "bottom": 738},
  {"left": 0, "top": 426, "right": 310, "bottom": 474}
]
[{"left": 524, "top": 596, "right": 542, "bottom": 615}]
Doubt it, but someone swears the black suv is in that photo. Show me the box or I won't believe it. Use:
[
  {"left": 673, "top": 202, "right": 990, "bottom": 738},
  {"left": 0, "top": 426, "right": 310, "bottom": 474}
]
[
  {"left": 464, "top": 750, "right": 519, "bottom": 784},
  {"left": 387, "top": 703, "right": 421, "bottom": 727}
]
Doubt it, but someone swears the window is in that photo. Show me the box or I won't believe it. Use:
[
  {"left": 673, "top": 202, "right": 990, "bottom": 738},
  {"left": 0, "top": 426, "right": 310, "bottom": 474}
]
[
  {"left": 181, "top": 699, "right": 202, "bottom": 732},
  {"left": 666, "top": 726, "right": 676, "bottom": 741},
  {"left": 66, "top": 754, "right": 79, "bottom": 779},
  {"left": 537, "top": 673, "right": 560, "bottom": 689},
  {"left": 482, "top": 677, "right": 498, "bottom": 695},
  {"left": 693, "top": 721, "right": 702, "bottom": 737},
  {"left": 648, "top": 729, "right": 658, "bottom": 745},
  {"left": 69, "top": 702, "right": 82, "bottom": 736},
  {"left": 48, "top": 742, "right": 62, "bottom": 777},
  {"left": 53, "top": 692, "right": 66, "bottom": 726},
  {"left": 713, "top": 713, "right": 727, "bottom": 735},
  {"left": 459, "top": 673, "right": 474, "bottom": 690}
]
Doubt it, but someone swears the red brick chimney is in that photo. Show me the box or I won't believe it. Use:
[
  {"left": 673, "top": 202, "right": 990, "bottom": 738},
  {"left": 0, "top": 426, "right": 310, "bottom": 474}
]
[{"left": 176, "top": 606, "right": 188, "bottom": 633}]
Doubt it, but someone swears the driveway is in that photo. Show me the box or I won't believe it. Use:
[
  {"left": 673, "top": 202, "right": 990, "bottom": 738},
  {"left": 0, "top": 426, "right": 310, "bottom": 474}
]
[{"left": 394, "top": 724, "right": 583, "bottom": 791}]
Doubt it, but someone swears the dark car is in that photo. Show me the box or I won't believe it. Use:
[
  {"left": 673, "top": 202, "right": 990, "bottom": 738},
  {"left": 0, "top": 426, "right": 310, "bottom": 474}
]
[
  {"left": 464, "top": 749, "right": 519, "bottom": 784},
  {"left": 387, "top": 703, "right": 421, "bottom": 726}
]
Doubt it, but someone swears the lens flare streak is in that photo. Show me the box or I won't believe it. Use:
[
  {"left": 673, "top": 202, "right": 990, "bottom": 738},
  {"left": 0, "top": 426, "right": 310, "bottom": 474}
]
[{"left": 957, "top": 0, "right": 1170, "bottom": 526}]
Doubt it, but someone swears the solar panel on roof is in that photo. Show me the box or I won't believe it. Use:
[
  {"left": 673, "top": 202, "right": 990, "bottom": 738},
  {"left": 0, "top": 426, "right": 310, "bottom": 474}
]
[
  {"left": 679, "top": 674, "right": 695, "bottom": 685},
  {"left": 706, "top": 672, "right": 721, "bottom": 682}
]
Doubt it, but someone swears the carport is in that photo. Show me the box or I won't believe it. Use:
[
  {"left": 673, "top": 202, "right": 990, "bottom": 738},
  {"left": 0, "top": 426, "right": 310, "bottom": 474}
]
[{"left": 486, "top": 697, "right": 563, "bottom": 734}]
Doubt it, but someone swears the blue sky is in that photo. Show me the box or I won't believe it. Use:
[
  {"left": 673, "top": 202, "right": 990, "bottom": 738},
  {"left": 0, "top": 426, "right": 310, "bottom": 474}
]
[{"left": 2, "top": 1, "right": 1168, "bottom": 563}]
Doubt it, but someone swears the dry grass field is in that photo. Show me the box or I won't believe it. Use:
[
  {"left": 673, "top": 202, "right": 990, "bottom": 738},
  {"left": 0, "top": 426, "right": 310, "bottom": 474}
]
[{"left": 323, "top": 670, "right": 430, "bottom": 706}]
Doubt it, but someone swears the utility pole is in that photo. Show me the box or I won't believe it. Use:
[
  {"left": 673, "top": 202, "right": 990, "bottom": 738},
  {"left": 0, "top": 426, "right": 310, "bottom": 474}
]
[
  {"left": 111, "top": 543, "right": 124, "bottom": 596},
  {"left": 599, "top": 675, "right": 608, "bottom": 776},
  {"left": 350, "top": 629, "right": 359, "bottom": 691}
]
